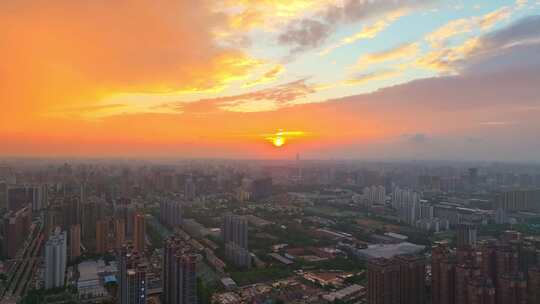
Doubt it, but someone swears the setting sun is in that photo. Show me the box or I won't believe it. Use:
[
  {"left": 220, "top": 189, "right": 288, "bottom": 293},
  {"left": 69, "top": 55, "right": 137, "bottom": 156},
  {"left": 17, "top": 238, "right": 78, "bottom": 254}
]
[{"left": 272, "top": 136, "right": 285, "bottom": 147}]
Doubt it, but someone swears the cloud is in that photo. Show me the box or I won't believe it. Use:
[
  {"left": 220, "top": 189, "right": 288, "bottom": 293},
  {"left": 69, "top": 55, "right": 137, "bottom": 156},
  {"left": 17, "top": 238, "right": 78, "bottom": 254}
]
[
  {"left": 176, "top": 79, "right": 317, "bottom": 113},
  {"left": 419, "top": 15, "right": 540, "bottom": 73},
  {"left": 278, "top": 19, "right": 333, "bottom": 53},
  {"left": 425, "top": 6, "right": 513, "bottom": 48},
  {"left": 516, "top": 0, "right": 528, "bottom": 9},
  {"left": 278, "top": 0, "right": 433, "bottom": 53},
  {"left": 320, "top": 10, "right": 406, "bottom": 55},
  {"left": 0, "top": 0, "right": 263, "bottom": 125},
  {"left": 356, "top": 42, "right": 420, "bottom": 70},
  {"left": 478, "top": 121, "right": 517, "bottom": 126},
  {"left": 343, "top": 70, "right": 403, "bottom": 86},
  {"left": 243, "top": 65, "right": 286, "bottom": 88}
]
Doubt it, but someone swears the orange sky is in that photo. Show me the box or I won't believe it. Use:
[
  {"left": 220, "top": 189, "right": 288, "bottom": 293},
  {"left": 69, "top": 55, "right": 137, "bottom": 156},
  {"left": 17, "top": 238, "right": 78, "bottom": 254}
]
[{"left": 1, "top": 0, "right": 540, "bottom": 160}]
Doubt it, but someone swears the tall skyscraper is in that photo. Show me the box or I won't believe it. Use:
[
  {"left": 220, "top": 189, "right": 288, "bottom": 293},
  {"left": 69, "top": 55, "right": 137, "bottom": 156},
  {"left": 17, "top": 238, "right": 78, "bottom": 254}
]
[
  {"left": 133, "top": 213, "right": 145, "bottom": 253},
  {"left": 163, "top": 236, "right": 198, "bottom": 304},
  {"left": 69, "top": 224, "right": 81, "bottom": 261},
  {"left": 119, "top": 245, "right": 147, "bottom": 304},
  {"left": 367, "top": 257, "right": 401, "bottom": 304},
  {"left": 44, "top": 229, "right": 67, "bottom": 289}
]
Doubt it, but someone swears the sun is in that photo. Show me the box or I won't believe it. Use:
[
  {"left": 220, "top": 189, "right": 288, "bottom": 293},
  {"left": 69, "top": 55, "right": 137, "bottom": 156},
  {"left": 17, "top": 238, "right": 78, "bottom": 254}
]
[{"left": 273, "top": 136, "right": 285, "bottom": 147}]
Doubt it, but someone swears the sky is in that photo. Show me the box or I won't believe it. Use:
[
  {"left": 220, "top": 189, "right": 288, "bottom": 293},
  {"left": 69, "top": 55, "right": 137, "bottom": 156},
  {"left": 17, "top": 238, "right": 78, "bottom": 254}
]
[{"left": 1, "top": 0, "right": 540, "bottom": 161}]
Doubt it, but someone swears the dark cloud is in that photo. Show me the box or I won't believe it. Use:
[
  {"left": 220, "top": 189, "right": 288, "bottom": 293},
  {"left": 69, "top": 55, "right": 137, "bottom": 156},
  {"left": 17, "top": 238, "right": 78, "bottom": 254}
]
[
  {"left": 278, "top": 19, "right": 333, "bottom": 53},
  {"left": 460, "top": 15, "right": 540, "bottom": 74},
  {"left": 277, "top": 0, "right": 434, "bottom": 53}
]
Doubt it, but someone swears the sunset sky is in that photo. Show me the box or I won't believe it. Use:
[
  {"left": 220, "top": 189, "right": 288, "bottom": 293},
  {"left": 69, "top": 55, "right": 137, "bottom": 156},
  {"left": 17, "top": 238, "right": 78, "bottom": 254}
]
[{"left": 1, "top": 0, "right": 540, "bottom": 160}]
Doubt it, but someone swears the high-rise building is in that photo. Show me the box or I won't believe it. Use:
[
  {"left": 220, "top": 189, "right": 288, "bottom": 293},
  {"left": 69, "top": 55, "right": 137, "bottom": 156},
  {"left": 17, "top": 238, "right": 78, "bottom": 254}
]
[
  {"left": 431, "top": 243, "right": 455, "bottom": 304},
  {"left": 44, "top": 229, "right": 67, "bottom": 289},
  {"left": 528, "top": 267, "right": 540, "bottom": 304},
  {"left": 96, "top": 217, "right": 126, "bottom": 254},
  {"left": 222, "top": 214, "right": 249, "bottom": 267},
  {"left": 82, "top": 197, "right": 104, "bottom": 251},
  {"left": 7, "top": 184, "right": 45, "bottom": 212},
  {"left": 222, "top": 214, "right": 248, "bottom": 249},
  {"left": 225, "top": 242, "right": 251, "bottom": 268},
  {"left": 497, "top": 273, "right": 527, "bottom": 304},
  {"left": 251, "top": 177, "right": 272, "bottom": 201},
  {"left": 184, "top": 176, "right": 196, "bottom": 201},
  {"left": 467, "top": 276, "right": 496, "bottom": 304},
  {"left": 457, "top": 223, "right": 478, "bottom": 248},
  {"left": 163, "top": 237, "right": 198, "bottom": 304},
  {"left": 496, "top": 189, "right": 540, "bottom": 212},
  {"left": 160, "top": 200, "right": 183, "bottom": 228},
  {"left": 119, "top": 245, "right": 147, "bottom": 304},
  {"left": 62, "top": 196, "right": 81, "bottom": 229},
  {"left": 0, "top": 181, "right": 7, "bottom": 210},
  {"left": 395, "top": 254, "right": 426, "bottom": 304},
  {"left": 69, "top": 224, "right": 81, "bottom": 261},
  {"left": 367, "top": 257, "right": 401, "bottom": 304},
  {"left": 133, "top": 213, "right": 145, "bottom": 253},
  {"left": 2, "top": 206, "right": 32, "bottom": 258}
]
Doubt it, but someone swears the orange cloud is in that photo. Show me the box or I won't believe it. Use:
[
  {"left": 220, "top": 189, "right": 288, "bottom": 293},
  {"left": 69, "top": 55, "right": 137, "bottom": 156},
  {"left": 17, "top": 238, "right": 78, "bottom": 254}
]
[{"left": 0, "top": 0, "right": 262, "bottom": 127}]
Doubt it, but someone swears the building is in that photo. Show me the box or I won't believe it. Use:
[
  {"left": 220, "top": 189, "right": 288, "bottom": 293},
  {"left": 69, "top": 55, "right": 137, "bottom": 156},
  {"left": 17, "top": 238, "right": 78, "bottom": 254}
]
[
  {"left": 497, "top": 273, "right": 527, "bottom": 304},
  {"left": 163, "top": 236, "right": 198, "bottom": 304},
  {"left": 528, "top": 267, "right": 540, "bottom": 304},
  {"left": 69, "top": 224, "right": 81, "bottom": 261},
  {"left": 222, "top": 214, "right": 250, "bottom": 267},
  {"left": 2, "top": 205, "right": 32, "bottom": 258},
  {"left": 496, "top": 189, "right": 540, "bottom": 212},
  {"left": 44, "top": 229, "right": 67, "bottom": 289},
  {"left": 82, "top": 197, "right": 104, "bottom": 251},
  {"left": 160, "top": 200, "right": 183, "bottom": 228},
  {"left": 457, "top": 223, "right": 477, "bottom": 248},
  {"left": 367, "top": 257, "right": 401, "bottom": 304},
  {"left": 467, "top": 276, "right": 496, "bottom": 304},
  {"left": 7, "top": 184, "right": 46, "bottom": 212},
  {"left": 225, "top": 242, "right": 251, "bottom": 268},
  {"left": 184, "top": 176, "right": 196, "bottom": 201},
  {"left": 251, "top": 177, "right": 272, "bottom": 200},
  {"left": 133, "top": 213, "right": 145, "bottom": 253},
  {"left": 431, "top": 242, "right": 455, "bottom": 304},
  {"left": 62, "top": 196, "right": 81, "bottom": 229},
  {"left": 96, "top": 217, "right": 126, "bottom": 254},
  {"left": 119, "top": 245, "right": 147, "bottom": 304},
  {"left": 395, "top": 254, "right": 425, "bottom": 304},
  {"left": 222, "top": 214, "right": 248, "bottom": 249}
]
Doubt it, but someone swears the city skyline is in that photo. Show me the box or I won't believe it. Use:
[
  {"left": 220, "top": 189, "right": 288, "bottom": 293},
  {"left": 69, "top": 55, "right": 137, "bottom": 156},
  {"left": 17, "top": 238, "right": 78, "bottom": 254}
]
[{"left": 2, "top": 1, "right": 540, "bottom": 160}]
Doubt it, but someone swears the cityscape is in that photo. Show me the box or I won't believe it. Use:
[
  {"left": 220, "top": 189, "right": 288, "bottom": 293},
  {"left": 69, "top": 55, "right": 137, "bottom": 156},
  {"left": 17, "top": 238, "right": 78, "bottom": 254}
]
[
  {"left": 2, "top": 0, "right": 540, "bottom": 304},
  {"left": 0, "top": 160, "right": 539, "bottom": 303}
]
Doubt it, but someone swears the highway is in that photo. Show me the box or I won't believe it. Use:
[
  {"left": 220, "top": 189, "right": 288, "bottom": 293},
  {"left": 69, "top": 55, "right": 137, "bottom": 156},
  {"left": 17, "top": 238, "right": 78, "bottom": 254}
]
[{"left": 0, "top": 222, "right": 43, "bottom": 303}]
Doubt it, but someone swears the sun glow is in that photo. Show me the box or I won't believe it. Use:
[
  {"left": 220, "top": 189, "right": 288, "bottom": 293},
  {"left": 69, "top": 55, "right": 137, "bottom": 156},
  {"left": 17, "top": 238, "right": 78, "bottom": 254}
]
[
  {"left": 273, "top": 136, "right": 285, "bottom": 147},
  {"left": 265, "top": 130, "right": 305, "bottom": 148}
]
